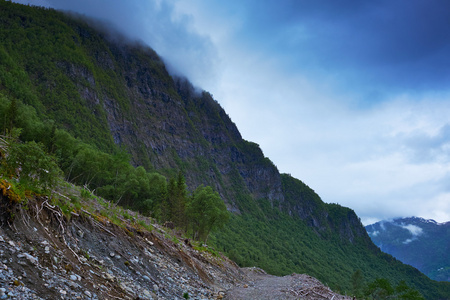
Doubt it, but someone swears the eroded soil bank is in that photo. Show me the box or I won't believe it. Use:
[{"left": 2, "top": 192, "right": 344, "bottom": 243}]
[
  {"left": 0, "top": 194, "right": 352, "bottom": 300},
  {"left": 0, "top": 194, "right": 244, "bottom": 299}
]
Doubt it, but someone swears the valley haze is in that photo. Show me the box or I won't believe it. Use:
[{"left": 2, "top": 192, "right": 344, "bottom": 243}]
[{"left": 14, "top": 0, "right": 450, "bottom": 225}]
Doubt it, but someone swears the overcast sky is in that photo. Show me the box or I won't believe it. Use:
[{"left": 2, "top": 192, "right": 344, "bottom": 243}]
[{"left": 16, "top": 0, "right": 450, "bottom": 225}]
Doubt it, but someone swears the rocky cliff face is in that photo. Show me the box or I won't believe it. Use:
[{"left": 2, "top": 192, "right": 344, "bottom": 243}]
[
  {"left": 46, "top": 16, "right": 286, "bottom": 213},
  {"left": 281, "top": 174, "right": 369, "bottom": 241}
]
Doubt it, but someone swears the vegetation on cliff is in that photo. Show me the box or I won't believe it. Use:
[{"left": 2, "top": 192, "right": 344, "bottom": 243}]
[{"left": 0, "top": 97, "right": 228, "bottom": 243}]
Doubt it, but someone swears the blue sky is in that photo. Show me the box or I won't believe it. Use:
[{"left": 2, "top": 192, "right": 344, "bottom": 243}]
[{"left": 17, "top": 0, "right": 450, "bottom": 225}]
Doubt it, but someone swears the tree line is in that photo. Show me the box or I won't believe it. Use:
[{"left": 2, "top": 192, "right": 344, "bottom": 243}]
[
  {"left": 0, "top": 94, "right": 229, "bottom": 242},
  {"left": 351, "top": 269, "right": 424, "bottom": 299}
]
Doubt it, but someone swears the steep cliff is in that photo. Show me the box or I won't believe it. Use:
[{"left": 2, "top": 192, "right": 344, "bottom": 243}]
[
  {"left": 0, "top": 1, "right": 324, "bottom": 224},
  {"left": 0, "top": 1, "right": 284, "bottom": 213}
]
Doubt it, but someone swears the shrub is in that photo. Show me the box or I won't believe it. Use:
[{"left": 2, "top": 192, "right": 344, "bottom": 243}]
[{"left": 2, "top": 140, "right": 61, "bottom": 193}]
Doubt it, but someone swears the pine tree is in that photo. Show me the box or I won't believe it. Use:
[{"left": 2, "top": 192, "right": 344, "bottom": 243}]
[
  {"left": 173, "top": 171, "right": 187, "bottom": 228},
  {"left": 5, "top": 98, "right": 17, "bottom": 135},
  {"left": 351, "top": 269, "right": 364, "bottom": 298},
  {"left": 161, "top": 177, "right": 176, "bottom": 222}
]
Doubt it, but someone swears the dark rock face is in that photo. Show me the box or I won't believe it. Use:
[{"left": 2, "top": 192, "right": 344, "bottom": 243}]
[{"left": 56, "top": 33, "right": 285, "bottom": 210}]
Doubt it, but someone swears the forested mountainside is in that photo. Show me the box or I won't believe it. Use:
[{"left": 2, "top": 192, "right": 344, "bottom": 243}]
[
  {"left": 366, "top": 217, "right": 450, "bottom": 282},
  {"left": 0, "top": 1, "right": 449, "bottom": 298}
]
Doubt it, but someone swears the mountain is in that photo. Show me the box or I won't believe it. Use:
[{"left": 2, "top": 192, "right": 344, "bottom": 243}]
[
  {"left": 0, "top": 1, "right": 449, "bottom": 298},
  {"left": 366, "top": 217, "right": 450, "bottom": 282}
]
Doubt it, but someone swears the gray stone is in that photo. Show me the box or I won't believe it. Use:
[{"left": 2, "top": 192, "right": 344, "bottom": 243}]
[
  {"left": 19, "top": 253, "right": 38, "bottom": 265},
  {"left": 67, "top": 281, "right": 79, "bottom": 289},
  {"left": 104, "top": 273, "right": 115, "bottom": 282}
]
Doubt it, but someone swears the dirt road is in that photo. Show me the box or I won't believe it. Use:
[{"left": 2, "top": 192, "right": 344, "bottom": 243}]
[{"left": 224, "top": 268, "right": 353, "bottom": 300}]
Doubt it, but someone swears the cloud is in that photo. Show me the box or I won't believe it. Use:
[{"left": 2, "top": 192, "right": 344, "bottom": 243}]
[
  {"left": 166, "top": 0, "right": 450, "bottom": 93},
  {"left": 400, "top": 123, "right": 450, "bottom": 164},
  {"left": 16, "top": 0, "right": 219, "bottom": 88},
  {"left": 401, "top": 224, "right": 423, "bottom": 237},
  {"left": 369, "top": 230, "right": 380, "bottom": 237},
  {"left": 403, "top": 238, "right": 414, "bottom": 245},
  {"left": 400, "top": 224, "right": 423, "bottom": 244},
  {"left": 236, "top": 89, "right": 450, "bottom": 225}
]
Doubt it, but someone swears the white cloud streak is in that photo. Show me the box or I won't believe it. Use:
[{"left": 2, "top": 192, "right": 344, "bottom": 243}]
[{"left": 401, "top": 224, "right": 423, "bottom": 237}]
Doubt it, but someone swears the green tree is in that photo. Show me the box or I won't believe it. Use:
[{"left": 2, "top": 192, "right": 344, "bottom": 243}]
[
  {"left": 186, "top": 185, "right": 229, "bottom": 242},
  {"left": 2, "top": 140, "right": 61, "bottom": 192},
  {"left": 395, "top": 281, "right": 425, "bottom": 300},
  {"left": 351, "top": 269, "right": 365, "bottom": 299},
  {"left": 364, "top": 278, "right": 425, "bottom": 300},
  {"left": 4, "top": 97, "right": 17, "bottom": 135},
  {"left": 137, "top": 171, "right": 167, "bottom": 217},
  {"left": 160, "top": 176, "right": 176, "bottom": 222},
  {"left": 173, "top": 172, "right": 188, "bottom": 228},
  {"left": 160, "top": 172, "right": 188, "bottom": 227},
  {"left": 365, "top": 278, "right": 394, "bottom": 300}
]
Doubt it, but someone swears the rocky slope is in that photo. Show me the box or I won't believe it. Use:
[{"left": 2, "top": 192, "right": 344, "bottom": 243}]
[
  {"left": 223, "top": 268, "right": 352, "bottom": 300},
  {"left": 0, "top": 184, "right": 352, "bottom": 300},
  {"left": 0, "top": 188, "right": 244, "bottom": 299},
  {"left": 366, "top": 217, "right": 450, "bottom": 282}
]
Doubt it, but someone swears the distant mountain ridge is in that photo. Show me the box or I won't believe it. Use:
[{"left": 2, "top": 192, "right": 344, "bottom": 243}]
[{"left": 366, "top": 217, "right": 450, "bottom": 282}]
